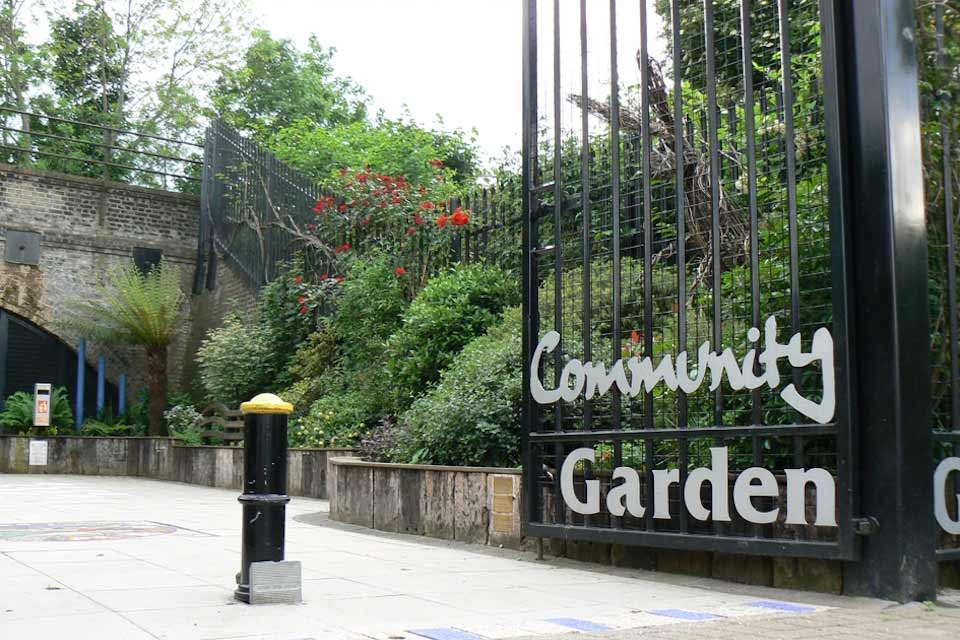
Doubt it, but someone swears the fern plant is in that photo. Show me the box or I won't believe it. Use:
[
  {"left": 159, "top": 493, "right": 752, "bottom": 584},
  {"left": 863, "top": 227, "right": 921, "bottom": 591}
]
[
  {"left": 0, "top": 387, "right": 74, "bottom": 435},
  {"left": 63, "top": 259, "right": 185, "bottom": 436}
]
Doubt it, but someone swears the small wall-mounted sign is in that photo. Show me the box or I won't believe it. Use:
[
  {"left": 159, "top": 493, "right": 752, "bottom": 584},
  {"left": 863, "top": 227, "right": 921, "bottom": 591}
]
[
  {"left": 33, "top": 383, "right": 52, "bottom": 428},
  {"left": 28, "top": 440, "right": 48, "bottom": 466}
]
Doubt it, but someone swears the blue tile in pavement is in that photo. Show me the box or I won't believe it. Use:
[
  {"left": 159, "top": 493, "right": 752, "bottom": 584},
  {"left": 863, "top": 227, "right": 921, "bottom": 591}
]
[
  {"left": 648, "top": 609, "right": 719, "bottom": 621},
  {"left": 745, "top": 600, "right": 816, "bottom": 613},
  {"left": 408, "top": 628, "right": 487, "bottom": 640},
  {"left": 544, "top": 618, "right": 613, "bottom": 632}
]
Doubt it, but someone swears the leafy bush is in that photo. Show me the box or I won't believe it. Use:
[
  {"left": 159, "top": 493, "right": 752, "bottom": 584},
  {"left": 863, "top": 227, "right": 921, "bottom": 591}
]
[
  {"left": 333, "top": 255, "right": 409, "bottom": 368},
  {"left": 197, "top": 314, "right": 272, "bottom": 406},
  {"left": 288, "top": 393, "right": 368, "bottom": 448},
  {"left": 257, "top": 260, "right": 317, "bottom": 390},
  {"left": 386, "top": 263, "right": 519, "bottom": 409},
  {"left": 0, "top": 387, "right": 74, "bottom": 435},
  {"left": 394, "top": 307, "right": 522, "bottom": 467},
  {"left": 81, "top": 421, "right": 144, "bottom": 437},
  {"left": 163, "top": 405, "right": 203, "bottom": 445},
  {"left": 359, "top": 416, "right": 401, "bottom": 462}
]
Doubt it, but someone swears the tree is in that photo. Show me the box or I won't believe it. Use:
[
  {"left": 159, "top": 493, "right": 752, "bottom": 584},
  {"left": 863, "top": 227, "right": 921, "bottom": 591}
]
[
  {"left": 211, "top": 30, "right": 368, "bottom": 137},
  {"left": 271, "top": 113, "right": 480, "bottom": 188},
  {"left": 11, "top": 0, "right": 249, "bottom": 184},
  {"left": 64, "top": 259, "right": 185, "bottom": 436},
  {"left": 0, "top": 0, "right": 39, "bottom": 162}
]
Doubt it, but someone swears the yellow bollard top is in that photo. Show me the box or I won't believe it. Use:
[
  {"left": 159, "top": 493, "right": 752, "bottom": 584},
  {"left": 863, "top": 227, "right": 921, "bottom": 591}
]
[{"left": 240, "top": 393, "right": 294, "bottom": 415}]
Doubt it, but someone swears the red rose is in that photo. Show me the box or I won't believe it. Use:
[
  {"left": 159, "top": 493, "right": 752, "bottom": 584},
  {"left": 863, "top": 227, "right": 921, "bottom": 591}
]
[
  {"left": 358, "top": 174, "right": 368, "bottom": 183},
  {"left": 407, "top": 227, "right": 416, "bottom": 235},
  {"left": 451, "top": 207, "right": 470, "bottom": 226},
  {"left": 335, "top": 276, "right": 344, "bottom": 283},
  {"left": 298, "top": 296, "right": 306, "bottom": 304},
  {"left": 313, "top": 201, "right": 325, "bottom": 213},
  {"left": 414, "top": 214, "right": 424, "bottom": 226},
  {"left": 299, "top": 306, "right": 308, "bottom": 315},
  {"left": 392, "top": 196, "right": 401, "bottom": 204},
  {"left": 420, "top": 201, "right": 434, "bottom": 210},
  {"left": 295, "top": 276, "right": 303, "bottom": 284},
  {"left": 437, "top": 214, "right": 449, "bottom": 228},
  {"left": 395, "top": 266, "right": 406, "bottom": 276},
  {"left": 339, "top": 203, "right": 347, "bottom": 213},
  {"left": 343, "top": 243, "right": 351, "bottom": 251}
]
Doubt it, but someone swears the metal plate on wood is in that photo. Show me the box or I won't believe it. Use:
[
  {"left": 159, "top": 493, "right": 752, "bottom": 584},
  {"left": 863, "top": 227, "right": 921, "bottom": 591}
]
[
  {"left": 4, "top": 230, "right": 40, "bottom": 265},
  {"left": 249, "top": 560, "right": 302, "bottom": 605}
]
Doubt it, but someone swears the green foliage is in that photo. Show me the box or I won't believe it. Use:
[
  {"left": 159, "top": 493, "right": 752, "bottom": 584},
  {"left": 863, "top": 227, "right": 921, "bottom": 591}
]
[
  {"left": 271, "top": 114, "right": 479, "bottom": 187},
  {"left": 0, "top": 387, "right": 74, "bottom": 435},
  {"left": 257, "top": 260, "right": 317, "bottom": 390},
  {"left": 333, "top": 255, "right": 409, "bottom": 367},
  {"left": 81, "top": 421, "right": 144, "bottom": 437},
  {"left": 163, "top": 404, "right": 203, "bottom": 445},
  {"left": 196, "top": 314, "right": 271, "bottom": 407},
  {"left": 212, "top": 30, "right": 367, "bottom": 137},
  {"left": 386, "top": 263, "right": 519, "bottom": 409},
  {"left": 288, "top": 393, "right": 368, "bottom": 449},
  {"left": 394, "top": 307, "right": 523, "bottom": 467}
]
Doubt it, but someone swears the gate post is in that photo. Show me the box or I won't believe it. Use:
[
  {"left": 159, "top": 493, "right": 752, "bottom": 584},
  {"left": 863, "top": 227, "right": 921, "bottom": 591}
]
[{"left": 832, "top": 0, "right": 937, "bottom": 601}]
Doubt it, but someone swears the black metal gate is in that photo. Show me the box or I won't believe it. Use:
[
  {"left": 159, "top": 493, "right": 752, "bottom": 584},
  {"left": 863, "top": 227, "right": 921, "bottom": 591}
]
[{"left": 521, "top": 0, "right": 861, "bottom": 561}]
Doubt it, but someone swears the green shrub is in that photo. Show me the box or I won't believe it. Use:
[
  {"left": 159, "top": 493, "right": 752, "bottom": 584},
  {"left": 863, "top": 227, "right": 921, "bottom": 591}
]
[
  {"left": 258, "top": 259, "right": 317, "bottom": 390},
  {"left": 386, "top": 263, "right": 519, "bottom": 409},
  {"left": 288, "top": 393, "right": 368, "bottom": 448},
  {"left": 394, "top": 307, "right": 522, "bottom": 467},
  {"left": 0, "top": 387, "right": 74, "bottom": 435},
  {"left": 333, "top": 255, "right": 409, "bottom": 368},
  {"left": 163, "top": 404, "right": 203, "bottom": 445},
  {"left": 197, "top": 314, "right": 272, "bottom": 406},
  {"left": 81, "top": 421, "right": 143, "bottom": 437}
]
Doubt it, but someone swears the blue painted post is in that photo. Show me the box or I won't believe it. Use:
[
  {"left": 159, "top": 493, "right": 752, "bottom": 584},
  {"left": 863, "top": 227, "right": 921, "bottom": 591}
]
[
  {"left": 75, "top": 338, "right": 86, "bottom": 431},
  {"left": 96, "top": 355, "right": 106, "bottom": 415},
  {"left": 118, "top": 374, "right": 127, "bottom": 415}
]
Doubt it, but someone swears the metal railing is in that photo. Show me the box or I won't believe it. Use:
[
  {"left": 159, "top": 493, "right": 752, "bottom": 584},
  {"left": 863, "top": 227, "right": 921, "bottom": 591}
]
[
  {"left": 0, "top": 106, "right": 203, "bottom": 191},
  {"left": 198, "top": 119, "right": 523, "bottom": 291}
]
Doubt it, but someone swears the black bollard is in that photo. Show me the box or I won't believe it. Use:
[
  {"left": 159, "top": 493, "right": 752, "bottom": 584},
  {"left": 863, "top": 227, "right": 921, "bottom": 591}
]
[{"left": 234, "top": 393, "right": 294, "bottom": 603}]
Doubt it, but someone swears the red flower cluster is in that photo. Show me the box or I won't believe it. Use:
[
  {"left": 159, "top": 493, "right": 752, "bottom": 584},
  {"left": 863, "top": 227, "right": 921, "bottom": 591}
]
[
  {"left": 429, "top": 159, "right": 444, "bottom": 167},
  {"left": 451, "top": 207, "right": 470, "bottom": 226},
  {"left": 314, "top": 196, "right": 336, "bottom": 213},
  {"left": 335, "top": 276, "right": 344, "bottom": 283},
  {"left": 437, "top": 214, "right": 449, "bottom": 228},
  {"left": 294, "top": 276, "right": 303, "bottom": 285},
  {"left": 394, "top": 266, "right": 407, "bottom": 276},
  {"left": 299, "top": 306, "right": 308, "bottom": 315},
  {"left": 420, "top": 201, "right": 434, "bottom": 211},
  {"left": 406, "top": 227, "right": 416, "bottom": 235},
  {"left": 334, "top": 243, "right": 351, "bottom": 254}
]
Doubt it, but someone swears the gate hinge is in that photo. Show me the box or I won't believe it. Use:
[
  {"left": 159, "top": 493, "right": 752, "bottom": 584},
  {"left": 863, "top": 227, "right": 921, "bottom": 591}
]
[{"left": 853, "top": 516, "right": 880, "bottom": 535}]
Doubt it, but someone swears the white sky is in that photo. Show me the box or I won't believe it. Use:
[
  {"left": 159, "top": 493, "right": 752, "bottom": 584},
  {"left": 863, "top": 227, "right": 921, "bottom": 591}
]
[{"left": 250, "top": 0, "right": 667, "bottom": 167}]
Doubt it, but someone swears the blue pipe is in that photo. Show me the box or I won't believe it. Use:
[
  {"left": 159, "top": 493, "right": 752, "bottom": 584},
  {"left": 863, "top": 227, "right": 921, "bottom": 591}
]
[
  {"left": 75, "top": 338, "right": 86, "bottom": 431},
  {"left": 118, "top": 374, "right": 127, "bottom": 415},
  {"left": 96, "top": 355, "right": 106, "bottom": 415}
]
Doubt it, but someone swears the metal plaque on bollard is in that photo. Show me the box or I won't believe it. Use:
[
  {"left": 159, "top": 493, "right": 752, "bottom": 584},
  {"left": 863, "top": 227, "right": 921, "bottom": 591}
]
[
  {"left": 249, "top": 561, "right": 302, "bottom": 605},
  {"left": 234, "top": 393, "right": 298, "bottom": 604}
]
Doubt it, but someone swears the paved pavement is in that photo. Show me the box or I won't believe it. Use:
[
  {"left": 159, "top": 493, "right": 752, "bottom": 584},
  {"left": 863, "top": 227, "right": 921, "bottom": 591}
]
[{"left": 0, "top": 475, "right": 957, "bottom": 640}]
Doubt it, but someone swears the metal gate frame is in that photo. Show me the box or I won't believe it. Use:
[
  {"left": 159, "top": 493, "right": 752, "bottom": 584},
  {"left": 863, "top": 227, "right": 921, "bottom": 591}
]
[{"left": 518, "top": 0, "right": 929, "bottom": 566}]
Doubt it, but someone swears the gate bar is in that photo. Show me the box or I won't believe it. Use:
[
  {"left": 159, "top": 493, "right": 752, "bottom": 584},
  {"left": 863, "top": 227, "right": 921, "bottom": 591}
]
[{"left": 835, "top": 0, "right": 937, "bottom": 602}]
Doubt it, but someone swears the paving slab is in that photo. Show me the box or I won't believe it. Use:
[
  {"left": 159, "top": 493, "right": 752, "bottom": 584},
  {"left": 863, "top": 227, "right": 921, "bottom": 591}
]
[{"left": 0, "top": 474, "right": 953, "bottom": 640}]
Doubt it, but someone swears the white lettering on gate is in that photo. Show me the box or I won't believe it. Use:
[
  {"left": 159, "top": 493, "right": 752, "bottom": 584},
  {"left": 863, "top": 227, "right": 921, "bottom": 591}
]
[
  {"left": 935, "top": 457, "right": 960, "bottom": 535},
  {"left": 559, "top": 447, "right": 838, "bottom": 527},
  {"left": 531, "top": 315, "right": 836, "bottom": 425}
]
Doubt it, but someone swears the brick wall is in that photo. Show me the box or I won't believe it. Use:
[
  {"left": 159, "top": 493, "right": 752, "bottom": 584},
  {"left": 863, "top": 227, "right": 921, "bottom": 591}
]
[{"left": 0, "top": 163, "right": 257, "bottom": 401}]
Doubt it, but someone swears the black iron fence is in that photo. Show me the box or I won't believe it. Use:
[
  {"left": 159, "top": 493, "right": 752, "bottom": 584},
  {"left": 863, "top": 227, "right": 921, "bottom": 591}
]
[
  {"left": 521, "top": 0, "right": 959, "bottom": 601},
  {"left": 197, "top": 119, "right": 523, "bottom": 291},
  {"left": 0, "top": 106, "right": 202, "bottom": 191},
  {"left": 522, "top": 0, "right": 854, "bottom": 558}
]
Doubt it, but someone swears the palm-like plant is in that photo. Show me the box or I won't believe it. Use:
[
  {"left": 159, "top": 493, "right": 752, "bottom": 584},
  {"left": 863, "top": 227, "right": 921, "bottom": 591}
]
[{"left": 65, "top": 259, "right": 185, "bottom": 436}]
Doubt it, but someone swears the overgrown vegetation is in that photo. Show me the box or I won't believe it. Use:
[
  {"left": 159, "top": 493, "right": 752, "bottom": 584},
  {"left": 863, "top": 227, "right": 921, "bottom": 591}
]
[{"left": 0, "top": 387, "right": 73, "bottom": 435}]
